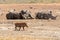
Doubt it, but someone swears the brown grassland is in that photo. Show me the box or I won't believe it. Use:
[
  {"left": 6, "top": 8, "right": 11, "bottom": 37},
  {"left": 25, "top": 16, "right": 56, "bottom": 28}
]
[{"left": 0, "top": 4, "right": 60, "bottom": 40}]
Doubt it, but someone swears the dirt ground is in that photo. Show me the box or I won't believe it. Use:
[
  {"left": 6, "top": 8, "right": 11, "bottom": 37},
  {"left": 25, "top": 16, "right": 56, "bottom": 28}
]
[{"left": 0, "top": 4, "right": 60, "bottom": 40}]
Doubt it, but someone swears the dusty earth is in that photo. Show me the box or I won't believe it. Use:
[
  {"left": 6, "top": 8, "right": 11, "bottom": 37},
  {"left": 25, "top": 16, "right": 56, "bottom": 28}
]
[{"left": 0, "top": 4, "right": 60, "bottom": 40}]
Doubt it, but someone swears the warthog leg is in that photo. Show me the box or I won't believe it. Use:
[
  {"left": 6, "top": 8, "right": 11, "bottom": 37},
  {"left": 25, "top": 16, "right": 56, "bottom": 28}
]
[
  {"left": 23, "top": 27, "right": 25, "bottom": 30},
  {"left": 19, "top": 27, "right": 21, "bottom": 31},
  {"left": 15, "top": 27, "right": 17, "bottom": 31}
]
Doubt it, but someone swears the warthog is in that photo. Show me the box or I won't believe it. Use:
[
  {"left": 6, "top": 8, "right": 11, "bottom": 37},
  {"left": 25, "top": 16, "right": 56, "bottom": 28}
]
[{"left": 15, "top": 23, "right": 28, "bottom": 31}]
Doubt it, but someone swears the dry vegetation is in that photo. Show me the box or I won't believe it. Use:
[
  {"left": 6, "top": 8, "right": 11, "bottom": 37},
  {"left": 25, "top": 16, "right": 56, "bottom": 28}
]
[
  {"left": 0, "top": 4, "right": 60, "bottom": 40},
  {"left": 0, "top": 0, "right": 60, "bottom": 3}
]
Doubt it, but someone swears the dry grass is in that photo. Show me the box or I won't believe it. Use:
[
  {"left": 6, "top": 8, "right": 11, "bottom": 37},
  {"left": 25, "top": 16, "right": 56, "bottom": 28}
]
[
  {"left": 0, "top": 0, "right": 60, "bottom": 3},
  {"left": 0, "top": 4, "right": 60, "bottom": 40},
  {"left": 0, "top": 36, "right": 57, "bottom": 40}
]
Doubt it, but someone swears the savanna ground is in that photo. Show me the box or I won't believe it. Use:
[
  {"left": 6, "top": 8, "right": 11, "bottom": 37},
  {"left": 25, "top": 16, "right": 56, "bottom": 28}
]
[
  {"left": 1, "top": 0, "right": 60, "bottom": 3},
  {"left": 0, "top": 4, "right": 60, "bottom": 40}
]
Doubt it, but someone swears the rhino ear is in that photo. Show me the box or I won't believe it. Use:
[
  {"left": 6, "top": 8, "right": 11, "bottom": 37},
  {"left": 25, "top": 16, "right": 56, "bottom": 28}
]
[
  {"left": 50, "top": 10, "right": 52, "bottom": 13},
  {"left": 25, "top": 10, "right": 28, "bottom": 12},
  {"left": 14, "top": 9, "right": 16, "bottom": 11}
]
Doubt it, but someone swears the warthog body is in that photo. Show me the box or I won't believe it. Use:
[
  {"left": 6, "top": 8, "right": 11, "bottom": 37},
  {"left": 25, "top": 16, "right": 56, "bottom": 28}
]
[{"left": 15, "top": 23, "right": 28, "bottom": 31}]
